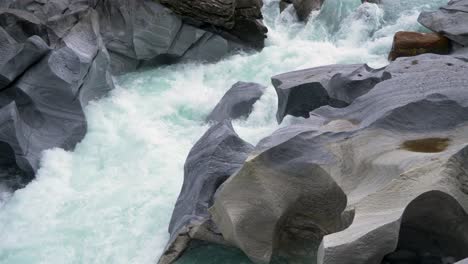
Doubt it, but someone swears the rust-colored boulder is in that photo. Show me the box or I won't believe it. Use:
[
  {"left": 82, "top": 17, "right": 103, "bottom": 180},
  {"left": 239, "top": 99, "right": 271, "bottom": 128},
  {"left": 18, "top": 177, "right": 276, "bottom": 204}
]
[{"left": 388, "top": 31, "right": 450, "bottom": 61}]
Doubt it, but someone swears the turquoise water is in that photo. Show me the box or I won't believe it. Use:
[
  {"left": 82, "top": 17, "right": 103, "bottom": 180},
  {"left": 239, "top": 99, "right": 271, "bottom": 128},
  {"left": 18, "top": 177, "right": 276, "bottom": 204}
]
[{"left": 0, "top": 0, "right": 447, "bottom": 263}]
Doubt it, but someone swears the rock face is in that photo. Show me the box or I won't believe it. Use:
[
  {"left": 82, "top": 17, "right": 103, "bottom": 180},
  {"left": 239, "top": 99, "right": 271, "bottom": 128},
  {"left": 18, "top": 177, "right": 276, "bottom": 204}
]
[
  {"left": 271, "top": 64, "right": 389, "bottom": 123},
  {"left": 0, "top": 0, "right": 266, "bottom": 190},
  {"left": 0, "top": 7, "right": 114, "bottom": 190},
  {"left": 418, "top": 0, "right": 468, "bottom": 48},
  {"left": 159, "top": 121, "right": 253, "bottom": 264},
  {"left": 292, "top": 0, "right": 324, "bottom": 21},
  {"left": 279, "top": 0, "right": 292, "bottom": 13},
  {"left": 159, "top": 0, "right": 268, "bottom": 49},
  {"left": 206, "top": 81, "right": 266, "bottom": 123},
  {"left": 388, "top": 31, "right": 450, "bottom": 61},
  {"left": 208, "top": 53, "right": 468, "bottom": 263}
]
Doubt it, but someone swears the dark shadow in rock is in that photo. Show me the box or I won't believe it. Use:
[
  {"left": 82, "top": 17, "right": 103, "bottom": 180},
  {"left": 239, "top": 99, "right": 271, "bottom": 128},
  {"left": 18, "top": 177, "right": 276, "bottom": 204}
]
[{"left": 382, "top": 191, "right": 468, "bottom": 264}]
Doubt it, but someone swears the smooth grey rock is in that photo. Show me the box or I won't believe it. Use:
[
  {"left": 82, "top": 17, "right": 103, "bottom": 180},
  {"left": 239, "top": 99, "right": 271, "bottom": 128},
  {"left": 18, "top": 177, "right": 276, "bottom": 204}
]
[
  {"left": 0, "top": 0, "right": 256, "bottom": 189},
  {"left": 418, "top": 0, "right": 468, "bottom": 46},
  {"left": 271, "top": 64, "right": 387, "bottom": 124},
  {"left": 210, "top": 54, "right": 468, "bottom": 263},
  {"left": 206, "top": 81, "right": 266, "bottom": 123},
  {"left": 95, "top": 0, "right": 245, "bottom": 74},
  {"left": 0, "top": 34, "right": 50, "bottom": 89},
  {"left": 159, "top": 121, "right": 253, "bottom": 264}
]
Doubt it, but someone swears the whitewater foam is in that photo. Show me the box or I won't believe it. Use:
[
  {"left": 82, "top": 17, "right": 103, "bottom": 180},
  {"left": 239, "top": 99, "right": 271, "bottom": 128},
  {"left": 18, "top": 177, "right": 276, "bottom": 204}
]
[{"left": 0, "top": 0, "right": 448, "bottom": 263}]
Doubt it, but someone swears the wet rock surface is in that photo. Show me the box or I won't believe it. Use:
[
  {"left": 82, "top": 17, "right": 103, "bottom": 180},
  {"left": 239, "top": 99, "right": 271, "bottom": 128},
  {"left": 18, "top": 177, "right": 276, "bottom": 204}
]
[
  {"left": 163, "top": 52, "right": 468, "bottom": 264},
  {"left": 159, "top": 121, "right": 253, "bottom": 264},
  {"left": 0, "top": 0, "right": 266, "bottom": 190},
  {"left": 206, "top": 81, "right": 266, "bottom": 123},
  {"left": 418, "top": 0, "right": 468, "bottom": 47},
  {"left": 159, "top": 0, "right": 267, "bottom": 49}
]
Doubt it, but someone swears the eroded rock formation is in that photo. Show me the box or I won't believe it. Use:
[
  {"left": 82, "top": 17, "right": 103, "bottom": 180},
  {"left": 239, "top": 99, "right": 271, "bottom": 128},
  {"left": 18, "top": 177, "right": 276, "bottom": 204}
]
[
  {"left": 209, "top": 53, "right": 468, "bottom": 264},
  {"left": 159, "top": 0, "right": 268, "bottom": 49},
  {"left": 0, "top": 0, "right": 266, "bottom": 190},
  {"left": 159, "top": 121, "right": 253, "bottom": 264},
  {"left": 271, "top": 64, "right": 389, "bottom": 123},
  {"left": 206, "top": 81, "right": 266, "bottom": 123}
]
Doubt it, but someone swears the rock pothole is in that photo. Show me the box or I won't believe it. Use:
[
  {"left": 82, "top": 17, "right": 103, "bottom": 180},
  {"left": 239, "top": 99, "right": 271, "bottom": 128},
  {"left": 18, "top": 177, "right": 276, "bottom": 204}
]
[{"left": 401, "top": 138, "right": 450, "bottom": 153}]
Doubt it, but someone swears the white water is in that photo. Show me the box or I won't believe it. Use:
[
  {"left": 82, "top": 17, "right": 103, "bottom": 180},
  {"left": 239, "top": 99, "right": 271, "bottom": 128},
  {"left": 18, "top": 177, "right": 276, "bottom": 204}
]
[{"left": 0, "top": 0, "right": 447, "bottom": 263}]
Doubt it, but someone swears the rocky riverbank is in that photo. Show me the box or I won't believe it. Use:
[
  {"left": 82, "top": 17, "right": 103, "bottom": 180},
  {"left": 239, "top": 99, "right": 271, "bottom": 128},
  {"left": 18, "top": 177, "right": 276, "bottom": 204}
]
[
  {"left": 0, "top": 0, "right": 266, "bottom": 191},
  {"left": 163, "top": 0, "right": 468, "bottom": 263}
]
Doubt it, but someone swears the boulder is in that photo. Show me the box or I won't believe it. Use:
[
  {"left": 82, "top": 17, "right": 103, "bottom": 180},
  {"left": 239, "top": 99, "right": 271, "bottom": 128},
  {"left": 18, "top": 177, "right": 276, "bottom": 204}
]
[
  {"left": 159, "top": 0, "right": 267, "bottom": 50},
  {"left": 0, "top": 8, "right": 114, "bottom": 190},
  {"left": 388, "top": 31, "right": 450, "bottom": 61},
  {"left": 0, "top": 0, "right": 263, "bottom": 190},
  {"left": 418, "top": 0, "right": 468, "bottom": 47},
  {"left": 206, "top": 81, "right": 266, "bottom": 123},
  {"left": 159, "top": 121, "right": 253, "bottom": 264},
  {"left": 271, "top": 64, "right": 388, "bottom": 123},
  {"left": 209, "top": 54, "right": 468, "bottom": 264},
  {"left": 292, "top": 0, "right": 324, "bottom": 21}
]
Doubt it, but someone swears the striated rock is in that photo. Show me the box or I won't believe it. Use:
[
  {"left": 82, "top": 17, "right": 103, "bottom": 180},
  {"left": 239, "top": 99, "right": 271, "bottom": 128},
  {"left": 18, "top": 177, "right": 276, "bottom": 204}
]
[
  {"left": 418, "top": 0, "right": 468, "bottom": 47},
  {"left": 159, "top": 0, "right": 236, "bottom": 28},
  {"left": 206, "top": 81, "right": 266, "bottom": 123},
  {"left": 95, "top": 0, "right": 243, "bottom": 74},
  {"left": 0, "top": 3, "right": 106, "bottom": 188},
  {"left": 292, "top": 0, "right": 324, "bottom": 21},
  {"left": 0, "top": 34, "right": 50, "bottom": 89},
  {"left": 388, "top": 31, "right": 450, "bottom": 61},
  {"left": 0, "top": 0, "right": 263, "bottom": 190},
  {"left": 272, "top": 64, "right": 389, "bottom": 123},
  {"left": 159, "top": 0, "right": 267, "bottom": 50},
  {"left": 209, "top": 53, "right": 468, "bottom": 264},
  {"left": 159, "top": 121, "right": 253, "bottom": 264},
  {"left": 0, "top": 7, "right": 114, "bottom": 190}
]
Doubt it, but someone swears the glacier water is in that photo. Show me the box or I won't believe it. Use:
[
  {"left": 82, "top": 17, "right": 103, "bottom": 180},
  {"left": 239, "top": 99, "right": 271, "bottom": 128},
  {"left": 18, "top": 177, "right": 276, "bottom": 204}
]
[{"left": 0, "top": 0, "right": 447, "bottom": 263}]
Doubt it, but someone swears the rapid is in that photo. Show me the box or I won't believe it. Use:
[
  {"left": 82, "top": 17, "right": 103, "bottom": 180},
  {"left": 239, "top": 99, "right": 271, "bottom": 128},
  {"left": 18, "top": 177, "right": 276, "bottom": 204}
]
[{"left": 0, "top": 0, "right": 447, "bottom": 263}]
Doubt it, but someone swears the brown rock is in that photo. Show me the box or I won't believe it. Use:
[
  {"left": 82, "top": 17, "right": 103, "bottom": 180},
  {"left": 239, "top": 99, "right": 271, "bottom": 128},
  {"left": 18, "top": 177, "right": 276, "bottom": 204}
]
[{"left": 388, "top": 31, "right": 450, "bottom": 61}]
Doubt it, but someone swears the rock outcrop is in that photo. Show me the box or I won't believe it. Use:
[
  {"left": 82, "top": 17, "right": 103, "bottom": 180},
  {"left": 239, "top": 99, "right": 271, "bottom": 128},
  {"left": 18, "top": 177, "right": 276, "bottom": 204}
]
[
  {"left": 206, "top": 81, "right": 266, "bottom": 123},
  {"left": 272, "top": 64, "right": 389, "bottom": 123},
  {"left": 159, "top": 0, "right": 268, "bottom": 49},
  {"left": 388, "top": 32, "right": 450, "bottom": 61},
  {"left": 0, "top": 7, "right": 114, "bottom": 190},
  {"left": 0, "top": 0, "right": 267, "bottom": 190},
  {"left": 159, "top": 121, "right": 253, "bottom": 264},
  {"left": 418, "top": 0, "right": 468, "bottom": 48},
  {"left": 208, "top": 53, "right": 468, "bottom": 263}
]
